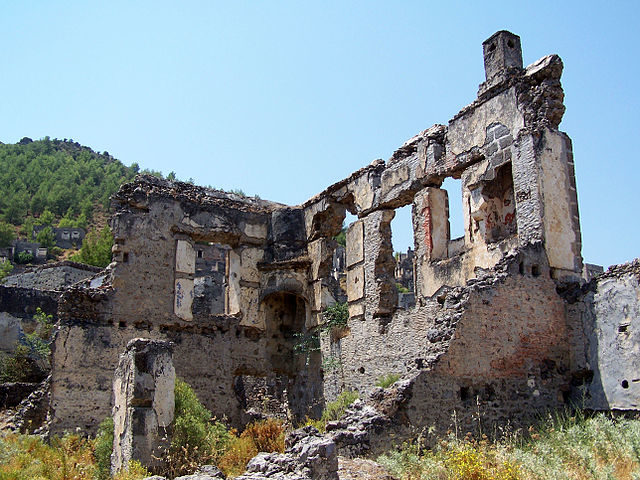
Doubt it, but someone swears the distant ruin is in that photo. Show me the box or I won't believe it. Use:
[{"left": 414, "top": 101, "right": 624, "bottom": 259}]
[{"left": 37, "top": 31, "right": 638, "bottom": 440}]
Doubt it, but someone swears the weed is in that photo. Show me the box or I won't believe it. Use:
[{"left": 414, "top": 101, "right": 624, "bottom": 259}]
[
  {"left": 302, "top": 389, "right": 359, "bottom": 432},
  {"left": 218, "top": 419, "right": 285, "bottom": 477},
  {"left": 378, "top": 412, "right": 640, "bottom": 480},
  {"left": 375, "top": 373, "right": 401, "bottom": 389}
]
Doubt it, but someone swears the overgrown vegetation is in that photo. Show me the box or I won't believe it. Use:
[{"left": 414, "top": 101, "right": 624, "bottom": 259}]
[
  {"left": 94, "top": 418, "right": 115, "bottom": 480},
  {"left": 375, "top": 373, "right": 401, "bottom": 388},
  {"left": 0, "top": 307, "right": 54, "bottom": 382},
  {"left": 70, "top": 225, "right": 114, "bottom": 268},
  {"left": 303, "top": 389, "right": 360, "bottom": 432},
  {"left": 163, "top": 378, "right": 285, "bottom": 478},
  {"left": 293, "top": 302, "right": 349, "bottom": 364},
  {"left": 378, "top": 411, "right": 640, "bottom": 480},
  {"left": 0, "top": 258, "right": 13, "bottom": 283}
]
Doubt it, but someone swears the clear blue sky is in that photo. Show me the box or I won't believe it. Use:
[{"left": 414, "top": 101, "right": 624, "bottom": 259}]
[{"left": 2, "top": 1, "right": 638, "bottom": 268}]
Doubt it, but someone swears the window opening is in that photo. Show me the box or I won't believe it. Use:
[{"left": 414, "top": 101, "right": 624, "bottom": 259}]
[
  {"left": 441, "top": 177, "right": 464, "bottom": 241},
  {"left": 391, "top": 204, "right": 415, "bottom": 308},
  {"left": 193, "top": 242, "right": 230, "bottom": 315}
]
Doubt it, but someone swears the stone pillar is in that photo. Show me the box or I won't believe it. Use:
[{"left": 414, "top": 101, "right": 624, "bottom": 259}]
[
  {"left": 513, "top": 128, "right": 582, "bottom": 279},
  {"left": 362, "top": 210, "right": 397, "bottom": 320},
  {"left": 111, "top": 338, "right": 175, "bottom": 474}
]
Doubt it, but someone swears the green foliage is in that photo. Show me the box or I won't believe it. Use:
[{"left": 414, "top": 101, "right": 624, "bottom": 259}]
[
  {"left": 94, "top": 417, "right": 114, "bottom": 480},
  {"left": 294, "top": 302, "right": 349, "bottom": 365},
  {"left": 321, "top": 301, "right": 349, "bottom": 330},
  {"left": 0, "top": 137, "right": 140, "bottom": 227},
  {"left": 0, "top": 221, "right": 15, "bottom": 247},
  {"left": 20, "top": 216, "right": 36, "bottom": 239},
  {"left": 58, "top": 210, "right": 87, "bottom": 229},
  {"left": 165, "top": 378, "right": 231, "bottom": 477},
  {"left": 322, "top": 390, "right": 359, "bottom": 423},
  {"left": 375, "top": 373, "right": 401, "bottom": 388},
  {"left": 35, "top": 226, "right": 55, "bottom": 249},
  {"left": 70, "top": 225, "right": 113, "bottom": 267},
  {"left": 0, "top": 308, "right": 54, "bottom": 382},
  {"left": 35, "top": 208, "right": 56, "bottom": 226},
  {"left": 396, "top": 282, "right": 410, "bottom": 294},
  {"left": 0, "top": 258, "right": 14, "bottom": 283},
  {"left": 304, "top": 390, "right": 359, "bottom": 432},
  {"left": 334, "top": 225, "right": 347, "bottom": 247},
  {"left": 15, "top": 250, "right": 33, "bottom": 264}
]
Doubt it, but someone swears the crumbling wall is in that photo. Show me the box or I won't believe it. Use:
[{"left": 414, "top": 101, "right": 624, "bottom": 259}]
[
  {"left": 3, "top": 261, "right": 101, "bottom": 290},
  {"left": 0, "top": 286, "right": 58, "bottom": 353},
  {"left": 49, "top": 31, "right": 605, "bottom": 439},
  {"left": 305, "top": 31, "right": 585, "bottom": 432},
  {"left": 50, "top": 179, "right": 324, "bottom": 434},
  {"left": 576, "top": 260, "right": 640, "bottom": 410},
  {"left": 111, "top": 338, "right": 175, "bottom": 474}
]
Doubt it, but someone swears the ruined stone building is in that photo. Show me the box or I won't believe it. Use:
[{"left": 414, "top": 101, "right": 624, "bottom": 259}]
[{"left": 47, "top": 31, "right": 639, "bottom": 439}]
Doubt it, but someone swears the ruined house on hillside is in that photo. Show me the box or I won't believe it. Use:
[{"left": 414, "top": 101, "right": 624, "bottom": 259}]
[{"left": 48, "top": 31, "right": 639, "bottom": 439}]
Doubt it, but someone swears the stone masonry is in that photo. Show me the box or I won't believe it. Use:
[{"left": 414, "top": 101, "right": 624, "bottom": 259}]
[
  {"left": 111, "top": 338, "right": 175, "bottom": 474},
  {"left": 47, "top": 31, "right": 638, "bottom": 443}
]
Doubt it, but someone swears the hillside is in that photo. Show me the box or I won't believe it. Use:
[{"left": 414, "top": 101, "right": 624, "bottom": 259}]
[{"left": 0, "top": 137, "right": 152, "bottom": 230}]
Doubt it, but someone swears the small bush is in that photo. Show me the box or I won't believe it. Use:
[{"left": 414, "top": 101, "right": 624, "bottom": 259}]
[
  {"left": 0, "top": 258, "right": 13, "bottom": 283},
  {"left": 376, "top": 373, "right": 401, "bottom": 389},
  {"left": 15, "top": 250, "right": 33, "bottom": 264},
  {"left": 218, "top": 435, "right": 258, "bottom": 478},
  {"left": 113, "top": 460, "right": 149, "bottom": 480},
  {"left": 94, "top": 417, "right": 114, "bottom": 480},
  {"left": 304, "top": 390, "right": 359, "bottom": 432},
  {"left": 0, "top": 307, "right": 54, "bottom": 382},
  {"left": 322, "top": 390, "right": 359, "bottom": 424},
  {"left": 164, "top": 378, "right": 231, "bottom": 477},
  {"left": 241, "top": 418, "right": 285, "bottom": 453},
  {"left": 218, "top": 418, "right": 285, "bottom": 477}
]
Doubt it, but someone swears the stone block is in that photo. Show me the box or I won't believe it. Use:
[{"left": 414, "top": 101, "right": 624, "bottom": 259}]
[
  {"left": 174, "top": 278, "right": 194, "bottom": 321},
  {"left": 346, "top": 221, "right": 364, "bottom": 267},
  {"left": 346, "top": 265, "right": 365, "bottom": 302},
  {"left": 175, "top": 240, "right": 195, "bottom": 274},
  {"left": 112, "top": 338, "right": 175, "bottom": 475},
  {"left": 240, "top": 247, "right": 263, "bottom": 283}
]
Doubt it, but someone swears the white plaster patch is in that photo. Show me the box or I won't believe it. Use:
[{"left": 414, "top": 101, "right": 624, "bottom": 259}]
[
  {"left": 174, "top": 278, "right": 194, "bottom": 321},
  {"left": 175, "top": 240, "right": 195, "bottom": 274}
]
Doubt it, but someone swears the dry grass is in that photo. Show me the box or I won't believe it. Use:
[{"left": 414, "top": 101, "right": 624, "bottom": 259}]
[{"left": 378, "top": 412, "right": 640, "bottom": 480}]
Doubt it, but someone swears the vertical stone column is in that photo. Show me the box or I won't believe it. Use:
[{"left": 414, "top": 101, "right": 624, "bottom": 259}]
[
  {"left": 346, "top": 220, "right": 365, "bottom": 318},
  {"left": 111, "top": 338, "right": 175, "bottom": 474},
  {"left": 362, "top": 210, "right": 397, "bottom": 320},
  {"left": 513, "top": 128, "right": 582, "bottom": 278},
  {"left": 413, "top": 187, "right": 450, "bottom": 297}
]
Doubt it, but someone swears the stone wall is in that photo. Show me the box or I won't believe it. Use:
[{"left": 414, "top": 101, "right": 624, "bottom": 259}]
[
  {"left": 3, "top": 262, "right": 100, "bottom": 291},
  {"left": 0, "top": 286, "right": 58, "bottom": 353},
  {"left": 47, "top": 31, "right": 634, "bottom": 441},
  {"left": 575, "top": 260, "right": 640, "bottom": 410}
]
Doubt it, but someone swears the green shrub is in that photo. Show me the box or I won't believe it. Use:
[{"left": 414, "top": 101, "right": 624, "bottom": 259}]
[
  {"left": 164, "top": 378, "right": 231, "bottom": 477},
  {"left": 322, "top": 390, "right": 359, "bottom": 424},
  {"left": 0, "top": 432, "right": 98, "bottom": 479},
  {"left": 15, "top": 250, "right": 33, "bottom": 264},
  {"left": 0, "top": 258, "right": 13, "bottom": 283},
  {"left": 94, "top": 417, "right": 114, "bottom": 480},
  {"left": 304, "top": 389, "right": 359, "bottom": 432},
  {"left": 375, "top": 373, "right": 401, "bottom": 389}
]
